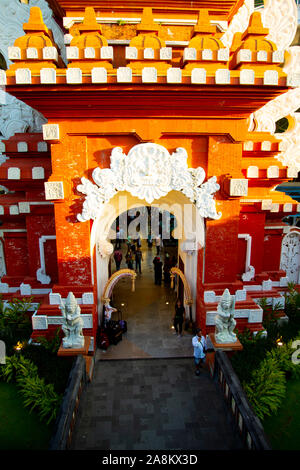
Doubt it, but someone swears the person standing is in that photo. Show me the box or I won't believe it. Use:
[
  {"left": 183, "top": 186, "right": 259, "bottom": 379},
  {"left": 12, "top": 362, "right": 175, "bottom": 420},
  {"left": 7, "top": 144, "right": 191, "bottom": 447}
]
[
  {"left": 155, "top": 234, "right": 161, "bottom": 255},
  {"left": 173, "top": 298, "right": 185, "bottom": 336},
  {"left": 126, "top": 249, "right": 134, "bottom": 270},
  {"left": 113, "top": 249, "right": 122, "bottom": 271},
  {"left": 135, "top": 246, "right": 143, "bottom": 274},
  {"left": 192, "top": 328, "right": 207, "bottom": 376},
  {"left": 115, "top": 228, "right": 121, "bottom": 249},
  {"left": 153, "top": 256, "right": 162, "bottom": 285}
]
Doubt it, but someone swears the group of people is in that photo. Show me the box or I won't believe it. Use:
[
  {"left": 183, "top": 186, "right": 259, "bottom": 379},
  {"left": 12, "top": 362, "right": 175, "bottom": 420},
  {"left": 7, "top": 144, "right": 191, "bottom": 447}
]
[
  {"left": 113, "top": 236, "right": 143, "bottom": 273},
  {"left": 152, "top": 252, "right": 176, "bottom": 286},
  {"left": 173, "top": 298, "right": 207, "bottom": 376}
]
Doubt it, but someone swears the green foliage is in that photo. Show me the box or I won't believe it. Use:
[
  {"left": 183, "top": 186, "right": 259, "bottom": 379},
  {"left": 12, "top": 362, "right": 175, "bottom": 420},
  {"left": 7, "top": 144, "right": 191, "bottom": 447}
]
[
  {"left": 0, "top": 354, "right": 62, "bottom": 425},
  {"left": 0, "top": 296, "right": 33, "bottom": 354},
  {"left": 36, "top": 328, "right": 61, "bottom": 354},
  {"left": 243, "top": 356, "right": 286, "bottom": 421}
]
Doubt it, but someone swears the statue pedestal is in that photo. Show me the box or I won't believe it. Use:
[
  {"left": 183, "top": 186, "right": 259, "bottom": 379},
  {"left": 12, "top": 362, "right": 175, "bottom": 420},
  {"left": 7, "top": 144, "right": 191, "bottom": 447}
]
[
  {"left": 209, "top": 333, "right": 243, "bottom": 352},
  {"left": 57, "top": 335, "right": 91, "bottom": 356}
]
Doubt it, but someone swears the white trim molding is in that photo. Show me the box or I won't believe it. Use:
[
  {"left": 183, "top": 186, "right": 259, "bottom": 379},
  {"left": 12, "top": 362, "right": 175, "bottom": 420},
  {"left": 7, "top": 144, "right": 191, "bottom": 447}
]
[
  {"left": 36, "top": 235, "right": 56, "bottom": 285},
  {"left": 238, "top": 233, "right": 255, "bottom": 281}
]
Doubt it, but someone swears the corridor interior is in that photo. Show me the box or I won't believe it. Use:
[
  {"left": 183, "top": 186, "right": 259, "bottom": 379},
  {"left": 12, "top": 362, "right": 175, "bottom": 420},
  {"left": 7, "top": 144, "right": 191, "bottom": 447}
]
[{"left": 96, "top": 239, "right": 195, "bottom": 360}]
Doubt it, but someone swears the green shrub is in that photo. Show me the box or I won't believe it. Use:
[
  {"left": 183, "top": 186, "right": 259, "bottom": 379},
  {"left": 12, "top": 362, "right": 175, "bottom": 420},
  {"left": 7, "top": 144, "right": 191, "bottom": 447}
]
[
  {"left": 243, "top": 356, "right": 286, "bottom": 420},
  {"left": 0, "top": 296, "right": 33, "bottom": 354},
  {"left": 0, "top": 354, "right": 62, "bottom": 425}
]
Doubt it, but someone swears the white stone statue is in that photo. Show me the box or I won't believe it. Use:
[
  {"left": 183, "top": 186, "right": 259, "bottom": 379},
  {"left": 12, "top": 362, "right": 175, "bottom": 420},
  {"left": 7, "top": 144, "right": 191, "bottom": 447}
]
[
  {"left": 60, "top": 292, "right": 84, "bottom": 349},
  {"left": 215, "top": 289, "right": 237, "bottom": 343}
]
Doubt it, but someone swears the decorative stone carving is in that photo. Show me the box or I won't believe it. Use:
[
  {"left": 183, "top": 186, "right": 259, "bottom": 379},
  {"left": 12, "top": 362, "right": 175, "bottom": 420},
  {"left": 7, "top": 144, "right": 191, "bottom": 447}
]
[
  {"left": 18, "top": 202, "right": 30, "bottom": 213},
  {"left": 215, "top": 69, "right": 230, "bottom": 84},
  {"left": 263, "top": 70, "right": 278, "bottom": 85},
  {"left": 9, "top": 205, "right": 19, "bottom": 215},
  {"left": 26, "top": 47, "right": 38, "bottom": 59},
  {"left": 8, "top": 167, "right": 20, "bottom": 179},
  {"left": 49, "top": 292, "right": 62, "bottom": 305},
  {"left": 84, "top": 47, "right": 95, "bottom": 59},
  {"left": 262, "top": 0, "right": 298, "bottom": 51},
  {"left": 247, "top": 166, "right": 259, "bottom": 178},
  {"left": 43, "top": 46, "right": 58, "bottom": 61},
  {"left": 217, "top": 49, "right": 229, "bottom": 61},
  {"left": 237, "top": 49, "right": 252, "bottom": 63},
  {"left": 32, "top": 167, "right": 45, "bottom": 179},
  {"left": 32, "top": 314, "right": 48, "bottom": 330},
  {"left": 44, "top": 181, "right": 64, "bottom": 200},
  {"left": 42, "top": 123, "right": 59, "bottom": 141},
  {"left": 144, "top": 48, "right": 154, "bottom": 59},
  {"left": 183, "top": 48, "right": 197, "bottom": 61},
  {"left": 101, "top": 46, "right": 113, "bottom": 59},
  {"left": 97, "top": 240, "right": 114, "bottom": 258},
  {"left": 66, "top": 46, "right": 79, "bottom": 59},
  {"left": 229, "top": 179, "right": 248, "bottom": 197},
  {"left": 0, "top": 240, "right": 6, "bottom": 278},
  {"left": 77, "top": 143, "right": 221, "bottom": 222},
  {"left": 280, "top": 232, "right": 300, "bottom": 284},
  {"left": 17, "top": 142, "right": 28, "bottom": 152},
  {"left": 215, "top": 289, "right": 237, "bottom": 343},
  {"left": 82, "top": 292, "right": 94, "bottom": 305},
  {"left": 257, "top": 50, "right": 268, "bottom": 62},
  {"left": 267, "top": 165, "right": 279, "bottom": 178},
  {"left": 20, "top": 283, "right": 31, "bottom": 295},
  {"left": 221, "top": 0, "right": 254, "bottom": 49},
  {"left": 60, "top": 292, "right": 84, "bottom": 349}
]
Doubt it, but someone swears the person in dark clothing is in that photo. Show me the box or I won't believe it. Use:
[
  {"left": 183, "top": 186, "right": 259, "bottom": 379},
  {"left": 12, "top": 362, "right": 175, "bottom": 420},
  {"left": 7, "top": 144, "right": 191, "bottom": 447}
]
[
  {"left": 113, "top": 249, "right": 122, "bottom": 271},
  {"left": 135, "top": 246, "right": 143, "bottom": 274},
  {"left": 173, "top": 298, "right": 185, "bottom": 336},
  {"left": 153, "top": 256, "right": 162, "bottom": 285},
  {"left": 163, "top": 253, "right": 172, "bottom": 284}
]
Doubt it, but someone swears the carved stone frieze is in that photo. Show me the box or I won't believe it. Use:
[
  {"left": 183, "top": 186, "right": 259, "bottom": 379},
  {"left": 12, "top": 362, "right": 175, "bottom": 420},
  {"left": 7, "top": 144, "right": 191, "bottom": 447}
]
[{"left": 77, "top": 143, "right": 221, "bottom": 222}]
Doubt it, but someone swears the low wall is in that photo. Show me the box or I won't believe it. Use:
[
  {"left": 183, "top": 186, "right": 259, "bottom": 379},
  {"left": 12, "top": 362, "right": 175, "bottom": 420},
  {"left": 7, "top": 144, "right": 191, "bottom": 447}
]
[
  {"left": 49, "top": 355, "right": 88, "bottom": 450},
  {"left": 214, "top": 350, "right": 272, "bottom": 450}
]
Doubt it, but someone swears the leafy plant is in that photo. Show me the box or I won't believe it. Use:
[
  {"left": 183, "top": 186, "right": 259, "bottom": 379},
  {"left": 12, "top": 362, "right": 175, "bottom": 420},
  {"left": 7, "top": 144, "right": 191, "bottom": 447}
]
[
  {"left": 36, "top": 328, "right": 61, "bottom": 354},
  {"left": 243, "top": 356, "right": 286, "bottom": 420},
  {"left": 0, "top": 354, "right": 62, "bottom": 424}
]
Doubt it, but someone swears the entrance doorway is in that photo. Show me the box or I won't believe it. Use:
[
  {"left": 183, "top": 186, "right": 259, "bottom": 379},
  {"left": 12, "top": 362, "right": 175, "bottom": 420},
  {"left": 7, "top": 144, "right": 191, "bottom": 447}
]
[{"left": 97, "top": 207, "right": 195, "bottom": 360}]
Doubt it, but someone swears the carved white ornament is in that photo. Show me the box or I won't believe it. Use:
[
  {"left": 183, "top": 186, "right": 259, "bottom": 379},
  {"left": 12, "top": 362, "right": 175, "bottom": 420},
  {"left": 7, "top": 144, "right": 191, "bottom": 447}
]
[
  {"left": 77, "top": 143, "right": 221, "bottom": 222},
  {"left": 280, "top": 232, "right": 300, "bottom": 284},
  {"left": 97, "top": 240, "right": 114, "bottom": 258}
]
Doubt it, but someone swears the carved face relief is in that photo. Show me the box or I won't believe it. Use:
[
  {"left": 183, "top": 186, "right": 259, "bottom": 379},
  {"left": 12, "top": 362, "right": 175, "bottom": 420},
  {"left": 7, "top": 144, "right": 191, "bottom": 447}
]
[{"left": 124, "top": 143, "right": 172, "bottom": 203}]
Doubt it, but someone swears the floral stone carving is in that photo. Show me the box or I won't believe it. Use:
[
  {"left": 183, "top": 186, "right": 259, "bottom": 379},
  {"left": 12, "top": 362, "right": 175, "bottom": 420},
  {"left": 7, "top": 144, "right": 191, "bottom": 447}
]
[
  {"left": 60, "top": 292, "right": 84, "bottom": 349},
  {"left": 77, "top": 143, "right": 221, "bottom": 222},
  {"left": 215, "top": 289, "right": 237, "bottom": 344}
]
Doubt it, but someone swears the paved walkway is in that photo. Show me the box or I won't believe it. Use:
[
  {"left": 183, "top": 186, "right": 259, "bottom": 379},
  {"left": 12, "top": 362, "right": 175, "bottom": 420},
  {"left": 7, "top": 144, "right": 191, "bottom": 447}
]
[{"left": 70, "top": 240, "right": 243, "bottom": 450}]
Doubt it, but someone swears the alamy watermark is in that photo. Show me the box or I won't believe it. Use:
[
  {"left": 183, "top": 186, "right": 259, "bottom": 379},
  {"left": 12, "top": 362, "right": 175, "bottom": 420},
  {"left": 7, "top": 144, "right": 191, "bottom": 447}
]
[
  {"left": 0, "top": 340, "right": 6, "bottom": 364},
  {"left": 291, "top": 340, "right": 300, "bottom": 365}
]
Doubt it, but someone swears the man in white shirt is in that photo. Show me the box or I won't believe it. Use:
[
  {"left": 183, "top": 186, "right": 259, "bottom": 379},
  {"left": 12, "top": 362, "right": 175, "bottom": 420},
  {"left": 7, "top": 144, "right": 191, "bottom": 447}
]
[{"left": 192, "top": 328, "right": 207, "bottom": 376}]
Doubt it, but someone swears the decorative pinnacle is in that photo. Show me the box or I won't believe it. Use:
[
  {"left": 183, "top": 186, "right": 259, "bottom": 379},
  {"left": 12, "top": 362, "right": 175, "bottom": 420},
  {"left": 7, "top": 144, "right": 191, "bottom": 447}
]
[
  {"left": 78, "top": 7, "right": 102, "bottom": 33},
  {"left": 193, "top": 9, "right": 216, "bottom": 35},
  {"left": 242, "top": 12, "right": 269, "bottom": 40},
  {"left": 137, "top": 7, "right": 159, "bottom": 33},
  {"left": 23, "top": 7, "right": 49, "bottom": 34}
]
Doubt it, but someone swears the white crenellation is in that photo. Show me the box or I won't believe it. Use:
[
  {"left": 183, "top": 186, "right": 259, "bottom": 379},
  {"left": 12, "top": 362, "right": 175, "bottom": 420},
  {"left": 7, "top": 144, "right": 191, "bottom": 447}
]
[
  {"left": 8, "top": 167, "right": 21, "bottom": 179},
  {"left": 66, "top": 68, "right": 82, "bottom": 84},
  {"left": 18, "top": 202, "right": 30, "bottom": 214},
  {"left": 264, "top": 70, "right": 278, "bottom": 85},
  {"left": 9, "top": 205, "right": 19, "bottom": 215},
  {"left": 261, "top": 141, "right": 271, "bottom": 151},
  {"left": 237, "top": 49, "right": 252, "bottom": 63},
  {"left": 117, "top": 67, "right": 132, "bottom": 83},
  {"left": 17, "top": 141, "right": 28, "bottom": 152},
  {"left": 267, "top": 165, "right": 279, "bottom": 178},
  {"left": 32, "top": 167, "right": 45, "bottom": 179},
  {"left": 160, "top": 47, "right": 172, "bottom": 60},
  {"left": 270, "top": 203, "right": 279, "bottom": 212},
  {"left": 0, "top": 206, "right": 4, "bottom": 215},
  {"left": 20, "top": 283, "right": 32, "bottom": 295},
  {"left": 82, "top": 292, "right": 94, "bottom": 304},
  {"left": 235, "top": 289, "right": 247, "bottom": 302},
  {"left": 286, "top": 73, "right": 300, "bottom": 87},
  {"left": 0, "top": 70, "right": 6, "bottom": 85},
  {"left": 257, "top": 50, "right": 268, "bottom": 62},
  {"left": 204, "top": 291, "right": 216, "bottom": 303},
  {"left": 32, "top": 314, "right": 48, "bottom": 330},
  {"left": 191, "top": 68, "right": 206, "bottom": 84},
  {"left": 247, "top": 166, "right": 259, "bottom": 178},
  {"left": 202, "top": 49, "right": 213, "bottom": 60},
  {"left": 283, "top": 203, "right": 293, "bottom": 212},
  {"left": 217, "top": 48, "right": 229, "bottom": 61},
  {"left": 91, "top": 67, "right": 107, "bottom": 83},
  {"left": 101, "top": 46, "right": 113, "bottom": 59},
  {"left": 38, "top": 141, "right": 48, "bottom": 152},
  {"left": 272, "top": 50, "right": 284, "bottom": 63},
  {"left": 8, "top": 46, "right": 21, "bottom": 60},
  {"left": 43, "top": 47, "right": 58, "bottom": 61},
  {"left": 26, "top": 47, "right": 38, "bottom": 59},
  {"left": 167, "top": 67, "right": 182, "bottom": 83},
  {"left": 40, "top": 68, "right": 56, "bottom": 84},
  {"left": 84, "top": 47, "right": 96, "bottom": 59},
  {"left": 243, "top": 141, "right": 254, "bottom": 151},
  {"left": 49, "top": 293, "right": 62, "bottom": 305},
  {"left": 142, "top": 67, "right": 157, "bottom": 83},
  {"left": 183, "top": 47, "right": 197, "bottom": 61},
  {"left": 215, "top": 69, "right": 230, "bottom": 84},
  {"left": 261, "top": 199, "right": 273, "bottom": 210},
  {"left": 15, "top": 68, "right": 31, "bottom": 84},
  {"left": 66, "top": 46, "right": 79, "bottom": 59},
  {"left": 239, "top": 69, "right": 255, "bottom": 85},
  {"left": 125, "top": 47, "right": 138, "bottom": 59},
  {"left": 144, "top": 48, "right": 154, "bottom": 59}
]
